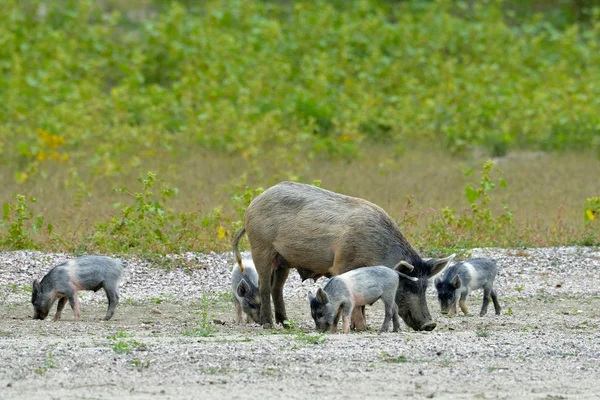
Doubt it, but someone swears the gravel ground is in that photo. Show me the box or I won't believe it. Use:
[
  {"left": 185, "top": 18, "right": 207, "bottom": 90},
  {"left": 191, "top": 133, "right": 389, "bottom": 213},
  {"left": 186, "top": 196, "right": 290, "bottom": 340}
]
[{"left": 1, "top": 247, "right": 599, "bottom": 399}]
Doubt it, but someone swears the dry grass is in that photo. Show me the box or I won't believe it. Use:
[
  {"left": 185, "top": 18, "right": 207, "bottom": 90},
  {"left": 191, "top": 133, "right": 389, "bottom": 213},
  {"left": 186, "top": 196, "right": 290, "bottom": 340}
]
[{"left": 0, "top": 144, "right": 598, "bottom": 252}]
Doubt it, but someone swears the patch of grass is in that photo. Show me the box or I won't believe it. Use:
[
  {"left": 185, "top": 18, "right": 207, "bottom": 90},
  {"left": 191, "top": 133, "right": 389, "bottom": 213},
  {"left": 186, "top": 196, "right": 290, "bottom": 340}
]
[
  {"left": 183, "top": 292, "right": 215, "bottom": 337},
  {"left": 35, "top": 352, "right": 57, "bottom": 375},
  {"left": 112, "top": 340, "right": 131, "bottom": 354},
  {"left": 106, "top": 331, "right": 129, "bottom": 340},
  {"left": 132, "top": 358, "right": 151, "bottom": 372},
  {"left": 381, "top": 352, "right": 408, "bottom": 364},
  {"left": 381, "top": 351, "right": 431, "bottom": 364},
  {"left": 476, "top": 330, "right": 491, "bottom": 338},
  {"left": 212, "top": 337, "right": 253, "bottom": 343},
  {"left": 294, "top": 332, "right": 327, "bottom": 345}
]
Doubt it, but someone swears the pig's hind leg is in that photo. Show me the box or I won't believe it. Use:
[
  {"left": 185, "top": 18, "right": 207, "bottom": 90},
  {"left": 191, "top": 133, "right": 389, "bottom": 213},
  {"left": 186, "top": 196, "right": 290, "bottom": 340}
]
[
  {"left": 53, "top": 297, "right": 67, "bottom": 322},
  {"left": 480, "top": 285, "right": 492, "bottom": 317},
  {"left": 378, "top": 294, "right": 396, "bottom": 333},
  {"left": 271, "top": 267, "right": 291, "bottom": 327},
  {"left": 491, "top": 289, "right": 501, "bottom": 316},
  {"left": 391, "top": 303, "right": 401, "bottom": 332},
  {"left": 103, "top": 285, "right": 119, "bottom": 321}
]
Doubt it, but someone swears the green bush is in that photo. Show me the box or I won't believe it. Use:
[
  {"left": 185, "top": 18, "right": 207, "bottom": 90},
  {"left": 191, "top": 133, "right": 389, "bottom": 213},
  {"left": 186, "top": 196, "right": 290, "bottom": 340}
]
[{"left": 2, "top": 0, "right": 600, "bottom": 184}]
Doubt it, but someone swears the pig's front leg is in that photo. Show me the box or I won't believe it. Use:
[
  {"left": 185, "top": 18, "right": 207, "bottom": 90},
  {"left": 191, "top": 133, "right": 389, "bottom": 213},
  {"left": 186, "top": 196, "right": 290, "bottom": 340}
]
[
  {"left": 67, "top": 292, "right": 81, "bottom": 321},
  {"left": 53, "top": 297, "right": 67, "bottom": 322},
  {"left": 341, "top": 303, "right": 353, "bottom": 334}
]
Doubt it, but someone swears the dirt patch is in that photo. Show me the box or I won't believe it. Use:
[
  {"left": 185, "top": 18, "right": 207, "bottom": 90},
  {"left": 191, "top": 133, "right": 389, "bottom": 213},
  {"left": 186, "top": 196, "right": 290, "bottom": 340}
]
[
  {"left": 1, "top": 294, "right": 599, "bottom": 399},
  {"left": 1, "top": 247, "right": 599, "bottom": 399}
]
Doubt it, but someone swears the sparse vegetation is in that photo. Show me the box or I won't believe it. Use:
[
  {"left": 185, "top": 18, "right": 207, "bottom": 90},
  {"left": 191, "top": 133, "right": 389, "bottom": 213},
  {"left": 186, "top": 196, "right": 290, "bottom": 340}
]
[
  {"left": 183, "top": 293, "right": 215, "bottom": 337},
  {"left": 35, "top": 352, "right": 57, "bottom": 375},
  {"left": 294, "top": 332, "right": 327, "bottom": 345},
  {"left": 476, "top": 330, "right": 491, "bottom": 338}
]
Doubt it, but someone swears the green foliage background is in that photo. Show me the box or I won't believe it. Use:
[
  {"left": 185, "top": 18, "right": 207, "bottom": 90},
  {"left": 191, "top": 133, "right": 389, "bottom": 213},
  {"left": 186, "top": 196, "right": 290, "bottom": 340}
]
[{"left": 0, "top": 0, "right": 599, "bottom": 255}]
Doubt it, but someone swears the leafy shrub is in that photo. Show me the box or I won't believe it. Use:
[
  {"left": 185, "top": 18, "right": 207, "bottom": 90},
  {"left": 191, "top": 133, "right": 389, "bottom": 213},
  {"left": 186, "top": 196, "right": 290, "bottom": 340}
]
[{"left": 0, "top": 195, "right": 49, "bottom": 249}]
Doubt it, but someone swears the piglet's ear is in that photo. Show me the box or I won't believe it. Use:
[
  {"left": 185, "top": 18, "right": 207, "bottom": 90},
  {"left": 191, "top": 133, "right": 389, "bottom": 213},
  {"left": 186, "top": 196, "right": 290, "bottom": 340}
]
[
  {"left": 316, "top": 288, "right": 329, "bottom": 303},
  {"left": 451, "top": 275, "right": 462, "bottom": 289},
  {"left": 236, "top": 279, "right": 249, "bottom": 297},
  {"left": 434, "top": 277, "right": 441, "bottom": 287},
  {"left": 307, "top": 291, "right": 315, "bottom": 302},
  {"left": 394, "top": 260, "right": 415, "bottom": 274},
  {"left": 32, "top": 279, "right": 40, "bottom": 292}
]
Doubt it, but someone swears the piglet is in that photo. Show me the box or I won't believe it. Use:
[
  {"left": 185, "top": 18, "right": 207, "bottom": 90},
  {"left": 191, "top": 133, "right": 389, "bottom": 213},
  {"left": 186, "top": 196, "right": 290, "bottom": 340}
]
[
  {"left": 231, "top": 256, "right": 260, "bottom": 323},
  {"left": 31, "top": 255, "right": 124, "bottom": 321},
  {"left": 434, "top": 258, "right": 501, "bottom": 317},
  {"left": 308, "top": 264, "right": 418, "bottom": 334}
]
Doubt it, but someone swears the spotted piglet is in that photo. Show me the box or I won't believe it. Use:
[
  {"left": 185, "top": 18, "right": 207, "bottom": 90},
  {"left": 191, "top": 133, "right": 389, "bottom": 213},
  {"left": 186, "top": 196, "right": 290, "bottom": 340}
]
[
  {"left": 231, "top": 255, "right": 261, "bottom": 324},
  {"left": 308, "top": 264, "right": 418, "bottom": 334},
  {"left": 434, "top": 258, "right": 501, "bottom": 317},
  {"left": 31, "top": 256, "right": 124, "bottom": 321}
]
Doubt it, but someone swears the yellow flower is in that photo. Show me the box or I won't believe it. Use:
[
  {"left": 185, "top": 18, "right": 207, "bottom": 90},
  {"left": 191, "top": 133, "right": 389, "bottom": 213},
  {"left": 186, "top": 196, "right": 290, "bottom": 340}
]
[
  {"left": 586, "top": 209, "right": 595, "bottom": 221},
  {"left": 217, "top": 226, "right": 227, "bottom": 239}
]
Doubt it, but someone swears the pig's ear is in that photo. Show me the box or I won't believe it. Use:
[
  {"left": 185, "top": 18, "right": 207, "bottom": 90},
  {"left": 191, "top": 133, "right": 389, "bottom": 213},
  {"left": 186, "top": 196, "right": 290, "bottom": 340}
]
[
  {"left": 32, "top": 279, "right": 40, "bottom": 293},
  {"left": 394, "top": 260, "right": 415, "bottom": 274},
  {"left": 426, "top": 254, "right": 456, "bottom": 277},
  {"left": 236, "top": 279, "right": 250, "bottom": 297},
  {"left": 451, "top": 275, "right": 462, "bottom": 289},
  {"left": 307, "top": 291, "right": 315, "bottom": 302},
  {"left": 316, "top": 288, "right": 329, "bottom": 303}
]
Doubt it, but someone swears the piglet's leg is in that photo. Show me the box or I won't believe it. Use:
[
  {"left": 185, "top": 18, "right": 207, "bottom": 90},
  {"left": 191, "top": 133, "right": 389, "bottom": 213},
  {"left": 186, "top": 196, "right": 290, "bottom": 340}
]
[
  {"left": 342, "top": 314, "right": 351, "bottom": 334},
  {"left": 103, "top": 286, "right": 119, "bottom": 321},
  {"left": 53, "top": 297, "right": 67, "bottom": 322},
  {"left": 449, "top": 303, "right": 457, "bottom": 317},
  {"left": 67, "top": 293, "right": 81, "bottom": 321},
  {"left": 459, "top": 292, "right": 470, "bottom": 315},
  {"left": 233, "top": 299, "right": 243, "bottom": 323},
  {"left": 350, "top": 306, "right": 368, "bottom": 331},
  {"left": 458, "top": 300, "right": 469, "bottom": 316},
  {"left": 391, "top": 304, "right": 401, "bottom": 332}
]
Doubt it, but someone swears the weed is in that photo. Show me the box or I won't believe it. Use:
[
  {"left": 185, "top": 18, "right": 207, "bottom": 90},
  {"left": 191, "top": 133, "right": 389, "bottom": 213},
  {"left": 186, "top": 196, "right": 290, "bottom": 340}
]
[
  {"left": 36, "top": 352, "right": 57, "bottom": 375},
  {"left": 112, "top": 340, "right": 131, "bottom": 354},
  {"left": 132, "top": 358, "right": 151, "bottom": 372},
  {"left": 183, "top": 292, "right": 214, "bottom": 337},
  {"left": 476, "top": 330, "right": 491, "bottom": 338},
  {"left": 381, "top": 352, "right": 408, "bottom": 363},
  {"left": 426, "top": 160, "right": 514, "bottom": 248},
  {"left": 106, "top": 331, "right": 128, "bottom": 340},
  {"left": 515, "top": 285, "right": 525, "bottom": 292},
  {"left": 294, "top": 332, "right": 326, "bottom": 345},
  {"left": 0, "top": 195, "right": 49, "bottom": 249}
]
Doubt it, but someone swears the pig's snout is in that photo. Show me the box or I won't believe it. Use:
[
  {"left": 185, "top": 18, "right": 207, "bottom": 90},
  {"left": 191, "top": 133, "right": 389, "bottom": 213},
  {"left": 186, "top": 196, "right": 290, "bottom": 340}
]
[{"left": 420, "top": 321, "right": 436, "bottom": 331}]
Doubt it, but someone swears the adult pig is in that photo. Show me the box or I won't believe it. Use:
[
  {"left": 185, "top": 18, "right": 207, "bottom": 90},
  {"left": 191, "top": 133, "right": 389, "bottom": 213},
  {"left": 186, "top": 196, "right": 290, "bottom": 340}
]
[{"left": 236, "top": 181, "right": 455, "bottom": 330}]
